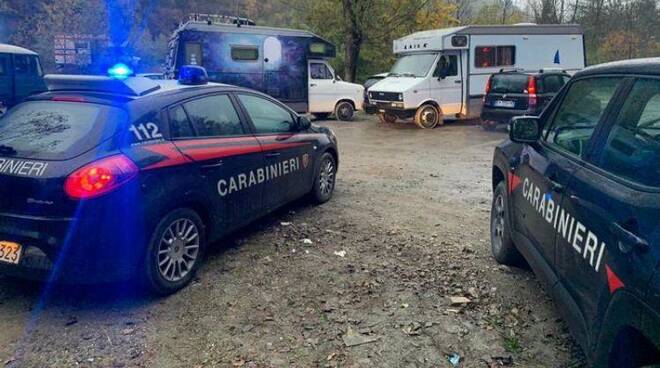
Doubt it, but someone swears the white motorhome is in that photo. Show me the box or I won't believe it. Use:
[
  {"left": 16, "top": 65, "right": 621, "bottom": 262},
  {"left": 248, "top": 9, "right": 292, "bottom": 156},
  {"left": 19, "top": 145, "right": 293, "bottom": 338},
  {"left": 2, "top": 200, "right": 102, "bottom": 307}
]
[{"left": 368, "top": 24, "right": 585, "bottom": 128}]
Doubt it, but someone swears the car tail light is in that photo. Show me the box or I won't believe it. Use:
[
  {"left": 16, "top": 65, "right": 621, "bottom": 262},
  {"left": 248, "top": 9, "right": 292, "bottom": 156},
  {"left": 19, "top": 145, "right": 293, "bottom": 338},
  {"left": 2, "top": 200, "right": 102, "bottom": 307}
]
[
  {"left": 64, "top": 154, "right": 138, "bottom": 200},
  {"left": 527, "top": 76, "right": 537, "bottom": 110},
  {"left": 484, "top": 76, "right": 492, "bottom": 102}
]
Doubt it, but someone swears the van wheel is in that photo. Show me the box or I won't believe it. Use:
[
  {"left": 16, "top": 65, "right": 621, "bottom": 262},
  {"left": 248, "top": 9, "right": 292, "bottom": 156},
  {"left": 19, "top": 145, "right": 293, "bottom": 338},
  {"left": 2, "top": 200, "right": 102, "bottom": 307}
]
[
  {"left": 335, "top": 101, "right": 355, "bottom": 121},
  {"left": 491, "top": 182, "right": 523, "bottom": 266},
  {"left": 414, "top": 104, "right": 442, "bottom": 129},
  {"left": 379, "top": 112, "right": 397, "bottom": 124},
  {"left": 311, "top": 152, "right": 337, "bottom": 204},
  {"left": 142, "top": 208, "right": 206, "bottom": 295}
]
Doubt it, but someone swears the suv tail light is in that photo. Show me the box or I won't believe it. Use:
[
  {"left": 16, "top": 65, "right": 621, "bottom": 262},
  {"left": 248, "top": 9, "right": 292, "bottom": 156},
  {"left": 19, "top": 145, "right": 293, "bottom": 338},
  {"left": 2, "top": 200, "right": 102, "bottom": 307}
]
[
  {"left": 65, "top": 154, "right": 138, "bottom": 200},
  {"left": 527, "top": 76, "right": 537, "bottom": 110},
  {"left": 484, "top": 76, "right": 493, "bottom": 102}
]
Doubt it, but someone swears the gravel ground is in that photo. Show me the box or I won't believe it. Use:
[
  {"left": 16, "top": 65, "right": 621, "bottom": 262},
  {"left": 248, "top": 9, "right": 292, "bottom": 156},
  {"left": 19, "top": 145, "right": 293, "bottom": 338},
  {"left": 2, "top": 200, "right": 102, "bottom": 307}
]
[{"left": 0, "top": 114, "right": 585, "bottom": 368}]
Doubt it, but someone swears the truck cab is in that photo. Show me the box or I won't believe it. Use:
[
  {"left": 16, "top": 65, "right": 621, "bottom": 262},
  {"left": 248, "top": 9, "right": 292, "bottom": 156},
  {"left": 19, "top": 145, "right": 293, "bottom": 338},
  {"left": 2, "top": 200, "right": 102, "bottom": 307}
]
[
  {"left": 0, "top": 44, "right": 46, "bottom": 115},
  {"left": 308, "top": 59, "right": 364, "bottom": 121}
]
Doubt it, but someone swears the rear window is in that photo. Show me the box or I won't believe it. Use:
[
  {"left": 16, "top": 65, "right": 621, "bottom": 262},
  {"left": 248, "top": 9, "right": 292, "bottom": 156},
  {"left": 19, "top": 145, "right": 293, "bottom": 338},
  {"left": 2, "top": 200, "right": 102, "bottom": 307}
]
[
  {"left": 490, "top": 74, "right": 530, "bottom": 94},
  {"left": 0, "top": 101, "right": 126, "bottom": 160}
]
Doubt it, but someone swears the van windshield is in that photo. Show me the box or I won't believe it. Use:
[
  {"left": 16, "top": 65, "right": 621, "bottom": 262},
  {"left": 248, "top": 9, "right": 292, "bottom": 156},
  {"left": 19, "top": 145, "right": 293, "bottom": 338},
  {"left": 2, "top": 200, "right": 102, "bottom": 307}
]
[
  {"left": 0, "top": 101, "right": 127, "bottom": 160},
  {"left": 389, "top": 53, "right": 438, "bottom": 78}
]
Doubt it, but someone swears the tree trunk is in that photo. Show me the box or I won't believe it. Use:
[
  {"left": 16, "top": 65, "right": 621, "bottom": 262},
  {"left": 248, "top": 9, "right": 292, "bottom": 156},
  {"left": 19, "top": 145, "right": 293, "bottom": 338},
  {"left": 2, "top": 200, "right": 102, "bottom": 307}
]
[
  {"left": 344, "top": 32, "right": 362, "bottom": 82},
  {"left": 341, "top": 0, "right": 363, "bottom": 82}
]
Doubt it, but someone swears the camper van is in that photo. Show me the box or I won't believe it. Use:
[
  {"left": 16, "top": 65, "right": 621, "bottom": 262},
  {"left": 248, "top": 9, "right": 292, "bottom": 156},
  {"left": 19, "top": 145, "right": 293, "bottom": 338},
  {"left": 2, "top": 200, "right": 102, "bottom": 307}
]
[
  {"left": 166, "top": 18, "right": 364, "bottom": 121},
  {"left": 368, "top": 24, "right": 585, "bottom": 128}
]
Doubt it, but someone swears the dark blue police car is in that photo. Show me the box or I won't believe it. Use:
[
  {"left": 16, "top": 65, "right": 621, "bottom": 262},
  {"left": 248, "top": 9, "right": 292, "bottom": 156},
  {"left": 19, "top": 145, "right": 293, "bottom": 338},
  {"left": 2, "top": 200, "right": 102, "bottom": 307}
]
[
  {"left": 0, "top": 65, "right": 338, "bottom": 294},
  {"left": 491, "top": 58, "right": 660, "bottom": 367}
]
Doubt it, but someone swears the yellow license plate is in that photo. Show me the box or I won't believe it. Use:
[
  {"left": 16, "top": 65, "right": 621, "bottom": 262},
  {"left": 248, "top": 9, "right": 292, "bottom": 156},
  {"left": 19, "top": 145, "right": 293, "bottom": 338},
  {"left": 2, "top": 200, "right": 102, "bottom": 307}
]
[{"left": 0, "top": 241, "right": 22, "bottom": 265}]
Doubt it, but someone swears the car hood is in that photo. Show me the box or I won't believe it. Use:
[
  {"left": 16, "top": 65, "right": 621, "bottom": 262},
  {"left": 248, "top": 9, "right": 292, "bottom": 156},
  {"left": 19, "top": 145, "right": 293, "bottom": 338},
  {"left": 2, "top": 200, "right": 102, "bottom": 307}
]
[{"left": 369, "top": 77, "right": 422, "bottom": 93}]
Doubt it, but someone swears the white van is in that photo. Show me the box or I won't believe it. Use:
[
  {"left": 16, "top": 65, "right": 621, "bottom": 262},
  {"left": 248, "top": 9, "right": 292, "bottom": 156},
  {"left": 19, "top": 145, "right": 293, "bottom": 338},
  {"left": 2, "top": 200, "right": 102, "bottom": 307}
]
[{"left": 368, "top": 24, "right": 585, "bottom": 128}]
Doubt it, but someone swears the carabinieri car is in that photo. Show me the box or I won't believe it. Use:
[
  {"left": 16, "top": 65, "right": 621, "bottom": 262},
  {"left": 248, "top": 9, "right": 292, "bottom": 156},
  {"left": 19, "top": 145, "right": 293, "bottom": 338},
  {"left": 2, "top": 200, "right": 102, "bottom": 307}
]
[
  {"left": 0, "top": 65, "right": 338, "bottom": 294},
  {"left": 491, "top": 58, "right": 660, "bottom": 367}
]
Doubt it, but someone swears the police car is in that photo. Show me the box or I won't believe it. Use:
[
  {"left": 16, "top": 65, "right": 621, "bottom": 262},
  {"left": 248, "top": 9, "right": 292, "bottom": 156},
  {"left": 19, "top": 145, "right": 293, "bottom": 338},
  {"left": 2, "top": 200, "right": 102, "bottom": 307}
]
[
  {"left": 0, "top": 64, "right": 339, "bottom": 294},
  {"left": 491, "top": 58, "right": 660, "bottom": 367}
]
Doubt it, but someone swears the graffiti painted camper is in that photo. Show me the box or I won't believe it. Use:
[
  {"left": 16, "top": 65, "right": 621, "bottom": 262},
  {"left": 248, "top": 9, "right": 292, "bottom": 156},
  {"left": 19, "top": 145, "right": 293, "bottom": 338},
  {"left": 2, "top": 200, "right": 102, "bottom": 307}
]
[{"left": 166, "top": 19, "right": 364, "bottom": 121}]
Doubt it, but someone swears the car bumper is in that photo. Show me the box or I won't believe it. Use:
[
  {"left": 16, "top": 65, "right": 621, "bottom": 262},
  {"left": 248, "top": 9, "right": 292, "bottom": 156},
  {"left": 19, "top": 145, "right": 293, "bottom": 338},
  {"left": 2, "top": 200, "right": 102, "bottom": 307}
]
[
  {"left": 481, "top": 107, "right": 535, "bottom": 123},
  {"left": 0, "top": 210, "right": 147, "bottom": 284}
]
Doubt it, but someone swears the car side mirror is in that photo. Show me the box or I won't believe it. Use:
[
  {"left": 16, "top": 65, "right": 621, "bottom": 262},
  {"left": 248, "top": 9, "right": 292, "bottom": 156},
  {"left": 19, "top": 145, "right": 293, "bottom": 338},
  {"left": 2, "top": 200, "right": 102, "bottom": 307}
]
[
  {"left": 510, "top": 116, "right": 541, "bottom": 143},
  {"left": 298, "top": 115, "right": 312, "bottom": 130}
]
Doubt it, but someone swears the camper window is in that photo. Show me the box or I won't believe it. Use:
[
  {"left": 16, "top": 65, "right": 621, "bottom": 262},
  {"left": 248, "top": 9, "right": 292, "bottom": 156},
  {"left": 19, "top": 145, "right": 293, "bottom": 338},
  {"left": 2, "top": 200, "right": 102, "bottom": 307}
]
[
  {"left": 185, "top": 43, "right": 203, "bottom": 65},
  {"left": 231, "top": 46, "right": 259, "bottom": 61},
  {"left": 475, "top": 46, "right": 515, "bottom": 68},
  {"left": 310, "top": 63, "right": 333, "bottom": 80}
]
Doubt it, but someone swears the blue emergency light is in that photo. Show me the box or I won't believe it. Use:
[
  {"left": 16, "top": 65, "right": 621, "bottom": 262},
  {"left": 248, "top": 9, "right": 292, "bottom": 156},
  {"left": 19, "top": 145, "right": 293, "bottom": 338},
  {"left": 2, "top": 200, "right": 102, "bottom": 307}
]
[
  {"left": 108, "top": 63, "right": 134, "bottom": 79},
  {"left": 178, "top": 65, "right": 208, "bottom": 85}
]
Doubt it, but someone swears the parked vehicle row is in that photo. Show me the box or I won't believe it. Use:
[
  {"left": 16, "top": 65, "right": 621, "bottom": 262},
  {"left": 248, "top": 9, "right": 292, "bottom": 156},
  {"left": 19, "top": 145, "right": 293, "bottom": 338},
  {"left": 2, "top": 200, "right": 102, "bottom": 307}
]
[{"left": 366, "top": 24, "right": 585, "bottom": 128}]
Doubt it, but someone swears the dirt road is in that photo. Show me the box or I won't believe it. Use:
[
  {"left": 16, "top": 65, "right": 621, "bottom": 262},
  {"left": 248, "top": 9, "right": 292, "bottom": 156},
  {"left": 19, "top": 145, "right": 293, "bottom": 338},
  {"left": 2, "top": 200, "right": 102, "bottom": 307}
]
[{"left": 0, "top": 115, "right": 584, "bottom": 368}]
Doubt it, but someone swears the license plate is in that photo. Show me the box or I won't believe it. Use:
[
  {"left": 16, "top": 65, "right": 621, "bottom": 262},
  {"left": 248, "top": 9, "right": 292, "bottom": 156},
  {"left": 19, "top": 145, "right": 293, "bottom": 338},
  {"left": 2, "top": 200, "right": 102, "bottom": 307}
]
[
  {"left": 0, "top": 241, "right": 22, "bottom": 265},
  {"left": 494, "top": 100, "right": 515, "bottom": 108}
]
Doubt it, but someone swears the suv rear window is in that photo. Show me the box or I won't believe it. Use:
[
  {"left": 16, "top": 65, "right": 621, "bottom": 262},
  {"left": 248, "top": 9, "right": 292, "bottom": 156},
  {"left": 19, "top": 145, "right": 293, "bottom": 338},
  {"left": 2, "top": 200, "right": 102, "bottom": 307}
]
[
  {"left": 0, "top": 101, "right": 126, "bottom": 160},
  {"left": 490, "top": 73, "right": 529, "bottom": 94}
]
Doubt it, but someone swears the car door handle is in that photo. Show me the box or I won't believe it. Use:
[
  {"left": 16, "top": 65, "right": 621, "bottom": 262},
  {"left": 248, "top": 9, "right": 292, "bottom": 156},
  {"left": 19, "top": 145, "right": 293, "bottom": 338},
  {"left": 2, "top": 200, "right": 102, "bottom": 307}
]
[
  {"left": 454, "top": 80, "right": 462, "bottom": 84},
  {"left": 201, "top": 160, "right": 224, "bottom": 168},
  {"left": 265, "top": 152, "right": 281, "bottom": 158},
  {"left": 610, "top": 221, "right": 649, "bottom": 254},
  {"left": 548, "top": 178, "right": 564, "bottom": 193},
  {"left": 310, "top": 84, "right": 317, "bottom": 87}
]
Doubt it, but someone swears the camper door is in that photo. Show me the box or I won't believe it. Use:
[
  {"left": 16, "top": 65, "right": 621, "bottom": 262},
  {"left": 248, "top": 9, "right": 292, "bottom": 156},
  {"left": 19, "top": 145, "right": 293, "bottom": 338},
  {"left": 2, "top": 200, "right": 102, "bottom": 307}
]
[{"left": 429, "top": 52, "right": 463, "bottom": 116}]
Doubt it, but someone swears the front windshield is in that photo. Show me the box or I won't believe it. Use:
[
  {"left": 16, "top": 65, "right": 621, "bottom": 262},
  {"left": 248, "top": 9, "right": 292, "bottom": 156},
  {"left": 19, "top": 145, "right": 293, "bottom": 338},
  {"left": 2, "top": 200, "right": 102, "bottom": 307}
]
[{"left": 389, "top": 53, "right": 438, "bottom": 77}]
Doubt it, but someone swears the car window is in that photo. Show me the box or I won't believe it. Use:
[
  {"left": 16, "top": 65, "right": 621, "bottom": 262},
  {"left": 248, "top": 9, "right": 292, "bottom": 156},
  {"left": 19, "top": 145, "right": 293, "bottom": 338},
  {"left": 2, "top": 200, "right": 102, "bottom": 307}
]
[
  {"left": 433, "top": 55, "right": 458, "bottom": 77},
  {"left": 237, "top": 94, "right": 295, "bottom": 134},
  {"left": 596, "top": 78, "right": 660, "bottom": 187},
  {"left": 183, "top": 95, "right": 244, "bottom": 137},
  {"left": 543, "top": 75, "right": 566, "bottom": 94},
  {"left": 544, "top": 77, "right": 622, "bottom": 157},
  {"left": 169, "top": 105, "right": 194, "bottom": 138},
  {"left": 490, "top": 73, "right": 528, "bottom": 94},
  {"left": 0, "top": 101, "right": 126, "bottom": 160},
  {"left": 14, "top": 55, "right": 41, "bottom": 76},
  {"left": 310, "top": 63, "right": 332, "bottom": 80},
  {"left": 0, "top": 54, "right": 9, "bottom": 76}
]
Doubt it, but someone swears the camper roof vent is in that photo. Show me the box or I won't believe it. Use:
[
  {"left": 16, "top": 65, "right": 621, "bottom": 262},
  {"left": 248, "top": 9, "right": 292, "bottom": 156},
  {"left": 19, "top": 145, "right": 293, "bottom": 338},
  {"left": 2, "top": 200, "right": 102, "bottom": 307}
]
[{"left": 188, "top": 13, "right": 256, "bottom": 26}]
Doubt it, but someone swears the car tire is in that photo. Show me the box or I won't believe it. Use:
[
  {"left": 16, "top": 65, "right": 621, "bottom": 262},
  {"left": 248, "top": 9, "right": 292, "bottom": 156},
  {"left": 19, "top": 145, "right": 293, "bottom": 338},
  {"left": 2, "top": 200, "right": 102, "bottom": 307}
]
[
  {"left": 490, "top": 181, "right": 523, "bottom": 266},
  {"left": 414, "top": 104, "right": 442, "bottom": 129},
  {"left": 142, "top": 208, "right": 206, "bottom": 295},
  {"left": 311, "top": 152, "right": 337, "bottom": 204},
  {"left": 379, "top": 112, "right": 397, "bottom": 124},
  {"left": 334, "top": 101, "right": 355, "bottom": 121},
  {"left": 314, "top": 113, "right": 330, "bottom": 120}
]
